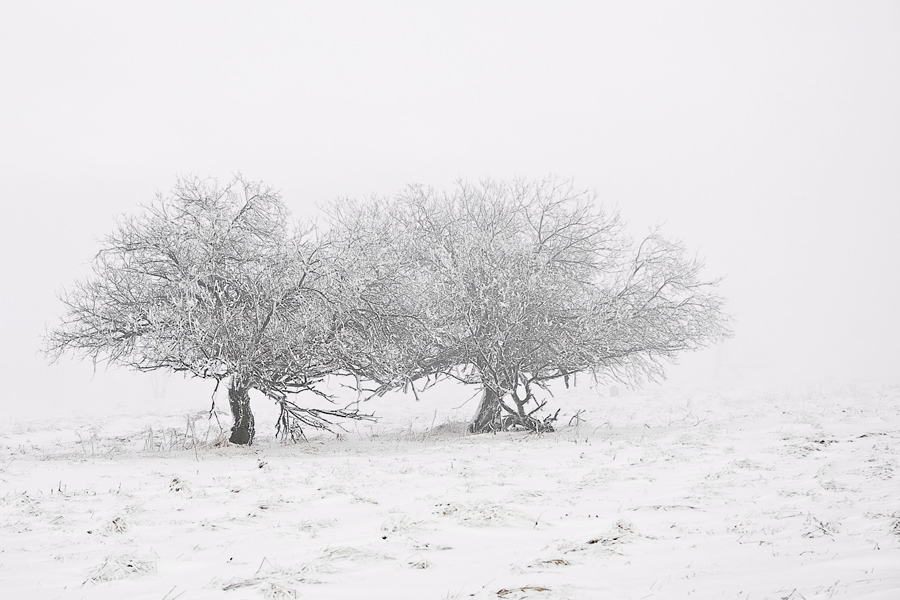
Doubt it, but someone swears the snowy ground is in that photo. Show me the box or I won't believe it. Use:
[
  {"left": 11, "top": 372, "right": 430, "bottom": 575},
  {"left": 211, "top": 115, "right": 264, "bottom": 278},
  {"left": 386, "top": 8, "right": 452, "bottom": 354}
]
[{"left": 1, "top": 380, "right": 898, "bottom": 599}]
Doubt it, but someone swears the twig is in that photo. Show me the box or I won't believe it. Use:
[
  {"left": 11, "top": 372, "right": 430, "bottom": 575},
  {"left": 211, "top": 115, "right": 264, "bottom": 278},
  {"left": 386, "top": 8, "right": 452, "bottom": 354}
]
[
  {"left": 162, "top": 586, "right": 186, "bottom": 600},
  {"left": 422, "top": 409, "right": 438, "bottom": 443}
]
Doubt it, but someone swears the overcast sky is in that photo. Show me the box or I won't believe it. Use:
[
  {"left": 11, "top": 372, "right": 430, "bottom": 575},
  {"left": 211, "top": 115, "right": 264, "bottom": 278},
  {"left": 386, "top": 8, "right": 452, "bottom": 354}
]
[{"left": 1, "top": 1, "right": 898, "bottom": 416}]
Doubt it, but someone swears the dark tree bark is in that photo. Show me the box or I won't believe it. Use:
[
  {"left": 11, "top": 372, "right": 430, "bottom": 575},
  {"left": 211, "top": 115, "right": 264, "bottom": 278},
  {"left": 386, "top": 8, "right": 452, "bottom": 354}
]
[
  {"left": 469, "top": 386, "right": 502, "bottom": 433},
  {"left": 228, "top": 385, "right": 255, "bottom": 445}
]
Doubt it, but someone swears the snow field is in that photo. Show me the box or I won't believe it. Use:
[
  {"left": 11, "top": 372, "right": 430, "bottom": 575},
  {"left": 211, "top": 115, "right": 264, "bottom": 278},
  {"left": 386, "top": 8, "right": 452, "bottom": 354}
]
[{"left": 0, "top": 381, "right": 898, "bottom": 599}]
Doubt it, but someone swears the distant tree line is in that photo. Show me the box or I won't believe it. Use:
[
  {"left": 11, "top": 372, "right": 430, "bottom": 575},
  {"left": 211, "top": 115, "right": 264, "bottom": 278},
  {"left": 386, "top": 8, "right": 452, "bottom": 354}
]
[{"left": 45, "top": 175, "right": 730, "bottom": 444}]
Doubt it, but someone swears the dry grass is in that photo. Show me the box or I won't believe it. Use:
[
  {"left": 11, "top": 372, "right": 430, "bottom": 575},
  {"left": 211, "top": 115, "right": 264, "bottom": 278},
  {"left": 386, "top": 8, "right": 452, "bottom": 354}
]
[
  {"left": 890, "top": 512, "right": 900, "bottom": 537},
  {"left": 141, "top": 413, "right": 230, "bottom": 454},
  {"left": 84, "top": 552, "right": 157, "bottom": 583},
  {"left": 496, "top": 585, "right": 552, "bottom": 598},
  {"left": 102, "top": 515, "right": 128, "bottom": 534},
  {"left": 433, "top": 500, "right": 531, "bottom": 527},
  {"left": 218, "top": 558, "right": 324, "bottom": 597}
]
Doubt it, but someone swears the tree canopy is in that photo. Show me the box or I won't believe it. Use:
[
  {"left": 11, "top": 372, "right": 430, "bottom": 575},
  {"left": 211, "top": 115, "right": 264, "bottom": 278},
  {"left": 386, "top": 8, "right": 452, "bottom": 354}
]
[
  {"left": 47, "top": 175, "right": 731, "bottom": 442},
  {"left": 45, "top": 176, "right": 366, "bottom": 443},
  {"left": 329, "top": 178, "right": 731, "bottom": 432}
]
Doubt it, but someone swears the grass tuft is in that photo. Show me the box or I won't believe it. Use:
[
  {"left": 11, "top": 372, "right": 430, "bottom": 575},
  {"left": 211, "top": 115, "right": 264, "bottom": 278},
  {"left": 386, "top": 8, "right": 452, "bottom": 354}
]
[{"left": 84, "top": 552, "right": 157, "bottom": 583}]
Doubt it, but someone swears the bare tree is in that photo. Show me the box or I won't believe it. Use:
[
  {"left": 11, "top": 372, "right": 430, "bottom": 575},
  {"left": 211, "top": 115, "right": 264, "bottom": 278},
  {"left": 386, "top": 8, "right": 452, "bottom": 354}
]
[
  {"left": 338, "top": 178, "right": 731, "bottom": 433},
  {"left": 44, "top": 175, "right": 367, "bottom": 444},
  {"left": 320, "top": 197, "right": 445, "bottom": 393}
]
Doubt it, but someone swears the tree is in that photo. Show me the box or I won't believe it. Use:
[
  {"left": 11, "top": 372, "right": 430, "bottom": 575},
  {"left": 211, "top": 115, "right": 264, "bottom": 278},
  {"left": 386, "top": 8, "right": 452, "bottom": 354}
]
[
  {"left": 320, "top": 196, "right": 446, "bottom": 393},
  {"left": 337, "top": 178, "right": 731, "bottom": 433},
  {"left": 44, "top": 175, "right": 366, "bottom": 445}
]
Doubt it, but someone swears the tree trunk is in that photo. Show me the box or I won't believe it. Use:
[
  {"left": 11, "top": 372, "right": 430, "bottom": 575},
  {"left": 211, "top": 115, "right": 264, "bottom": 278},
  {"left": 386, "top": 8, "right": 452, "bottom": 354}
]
[
  {"left": 228, "top": 384, "right": 255, "bottom": 445},
  {"left": 469, "top": 386, "right": 502, "bottom": 433}
]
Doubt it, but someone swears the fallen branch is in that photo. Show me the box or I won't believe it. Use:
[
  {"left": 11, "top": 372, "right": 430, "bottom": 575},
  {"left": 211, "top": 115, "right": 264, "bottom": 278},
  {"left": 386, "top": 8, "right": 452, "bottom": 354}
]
[{"left": 275, "top": 397, "right": 376, "bottom": 442}]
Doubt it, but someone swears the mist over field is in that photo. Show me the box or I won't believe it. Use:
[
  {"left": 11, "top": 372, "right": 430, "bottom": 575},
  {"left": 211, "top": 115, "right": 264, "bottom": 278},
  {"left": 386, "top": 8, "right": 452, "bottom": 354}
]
[{"left": 0, "top": 1, "right": 898, "bottom": 598}]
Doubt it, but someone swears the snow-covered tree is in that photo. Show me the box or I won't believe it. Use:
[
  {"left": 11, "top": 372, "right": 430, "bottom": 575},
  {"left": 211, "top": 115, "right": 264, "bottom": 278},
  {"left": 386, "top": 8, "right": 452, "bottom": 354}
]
[
  {"left": 321, "top": 197, "right": 445, "bottom": 392},
  {"left": 44, "top": 176, "right": 366, "bottom": 444},
  {"left": 338, "top": 178, "right": 731, "bottom": 433}
]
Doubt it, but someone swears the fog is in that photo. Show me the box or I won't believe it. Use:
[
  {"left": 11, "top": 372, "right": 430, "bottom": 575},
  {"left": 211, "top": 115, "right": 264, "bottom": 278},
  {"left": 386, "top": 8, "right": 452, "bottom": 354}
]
[{"left": 2, "top": 2, "right": 898, "bottom": 417}]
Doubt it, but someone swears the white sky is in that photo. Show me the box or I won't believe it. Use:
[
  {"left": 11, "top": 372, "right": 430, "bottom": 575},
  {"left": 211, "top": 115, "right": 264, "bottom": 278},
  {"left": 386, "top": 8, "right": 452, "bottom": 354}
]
[{"left": 1, "top": 1, "right": 898, "bottom": 415}]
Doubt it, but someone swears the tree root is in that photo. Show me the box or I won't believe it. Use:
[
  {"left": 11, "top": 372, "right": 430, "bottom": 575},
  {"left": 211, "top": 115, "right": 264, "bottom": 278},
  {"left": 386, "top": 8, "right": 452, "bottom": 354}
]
[{"left": 500, "top": 409, "right": 560, "bottom": 433}]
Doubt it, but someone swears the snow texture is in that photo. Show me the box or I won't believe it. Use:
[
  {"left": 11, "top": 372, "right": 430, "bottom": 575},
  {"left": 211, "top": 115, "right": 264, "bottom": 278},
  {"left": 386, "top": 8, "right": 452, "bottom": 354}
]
[{"left": 1, "top": 380, "right": 898, "bottom": 599}]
